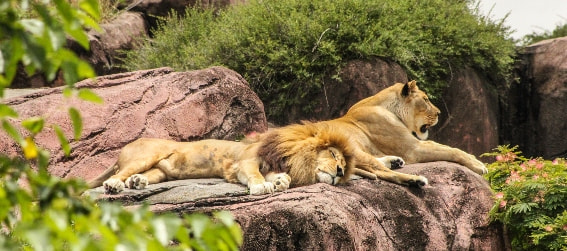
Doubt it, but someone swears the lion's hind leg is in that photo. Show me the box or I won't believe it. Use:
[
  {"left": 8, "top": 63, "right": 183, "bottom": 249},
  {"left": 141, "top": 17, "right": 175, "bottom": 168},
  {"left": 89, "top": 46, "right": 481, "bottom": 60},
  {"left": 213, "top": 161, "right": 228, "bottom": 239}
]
[
  {"left": 103, "top": 178, "right": 125, "bottom": 194},
  {"left": 265, "top": 173, "right": 291, "bottom": 192}
]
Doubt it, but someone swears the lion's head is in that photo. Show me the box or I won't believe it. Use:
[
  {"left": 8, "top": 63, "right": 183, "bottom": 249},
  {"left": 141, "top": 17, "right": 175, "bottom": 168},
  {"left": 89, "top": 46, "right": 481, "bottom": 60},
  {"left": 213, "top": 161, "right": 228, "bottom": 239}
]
[
  {"left": 314, "top": 147, "right": 347, "bottom": 185},
  {"left": 397, "top": 80, "right": 440, "bottom": 140},
  {"left": 257, "top": 123, "right": 354, "bottom": 187}
]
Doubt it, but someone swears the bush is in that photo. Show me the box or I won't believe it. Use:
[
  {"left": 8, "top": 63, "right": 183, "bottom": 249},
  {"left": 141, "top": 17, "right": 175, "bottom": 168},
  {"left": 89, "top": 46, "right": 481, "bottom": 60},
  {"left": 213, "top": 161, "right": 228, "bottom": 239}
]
[
  {"left": 1, "top": 1, "right": 242, "bottom": 250},
  {"left": 123, "top": 0, "right": 516, "bottom": 123},
  {"left": 483, "top": 145, "right": 567, "bottom": 250}
]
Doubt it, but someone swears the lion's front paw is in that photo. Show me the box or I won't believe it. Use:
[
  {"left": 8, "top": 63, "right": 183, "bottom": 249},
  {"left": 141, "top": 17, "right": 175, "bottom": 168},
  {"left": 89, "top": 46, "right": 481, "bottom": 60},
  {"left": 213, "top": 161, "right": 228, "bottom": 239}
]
[
  {"left": 271, "top": 173, "right": 291, "bottom": 192},
  {"left": 103, "top": 178, "right": 125, "bottom": 194},
  {"left": 249, "top": 182, "right": 275, "bottom": 195},
  {"left": 125, "top": 174, "right": 149, "bottom": 190},
  {"left": 472, "top": 160, "right": 488, "bottom": 175},
  {"left": 377, "top": 156, "right": 405, "bottom": 169},
  {"left": 407, "top": 176, "right": 428, "bottom": 188}
]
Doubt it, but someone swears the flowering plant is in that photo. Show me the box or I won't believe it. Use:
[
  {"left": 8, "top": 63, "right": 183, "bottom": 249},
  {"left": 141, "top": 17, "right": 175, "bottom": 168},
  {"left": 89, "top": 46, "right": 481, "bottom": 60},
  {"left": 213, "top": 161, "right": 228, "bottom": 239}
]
[{"left": 483, "top": 145, "right": 567, "bottom": 250}]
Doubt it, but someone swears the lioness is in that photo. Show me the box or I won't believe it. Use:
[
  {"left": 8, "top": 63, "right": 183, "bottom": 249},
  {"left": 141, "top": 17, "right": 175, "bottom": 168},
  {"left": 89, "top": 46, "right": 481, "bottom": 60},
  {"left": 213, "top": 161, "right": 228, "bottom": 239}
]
[
  {"left": 88, "top": 136, "right": 355, "bottom": 195},
  {"left": 287, "top": 80, "right": 487, "bottom": 186}
]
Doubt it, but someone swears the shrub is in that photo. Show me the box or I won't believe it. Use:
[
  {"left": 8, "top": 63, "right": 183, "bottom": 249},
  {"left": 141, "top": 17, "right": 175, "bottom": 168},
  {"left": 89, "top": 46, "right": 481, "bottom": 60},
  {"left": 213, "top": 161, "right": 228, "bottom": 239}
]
[
  {"left": 483, "top": 145, "right": 567, "bottom": 250},
  {"left": 1, "top": 1, "right": 242, "bottom": 250},
  {"left": 123, "top": 0, "right": 516, "bottom": 123}
]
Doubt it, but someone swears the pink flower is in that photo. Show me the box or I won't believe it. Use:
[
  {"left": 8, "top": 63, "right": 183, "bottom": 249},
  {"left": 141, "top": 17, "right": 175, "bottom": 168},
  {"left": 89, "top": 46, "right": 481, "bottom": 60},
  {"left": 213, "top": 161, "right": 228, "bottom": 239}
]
[
  {"left": 520, "top": 163, "right": 527, "bottom": 171},
  {"left": 528, "top": 159, "right": 537, "bottom": 166},
  {"left": 536, "top": 163, "right": 543, "bottom": 170},
  {"left": 544, "top": 225, "right": 553, "bottom": 232},
  {"left": 542, "top": 173, "right": 549, "bottom": 178},
  {"left": 495, "top": 192, "right": 504, "bottom": 199},
  {"left": 496, "top": 155, "right": 504, "bottom": 162},
  {"left": 507, "top": 171, "right": 521, "bottom": 183},
  {"left": 533, "top": 175, "right": 539, "bottom": 180},
  {"left": 499, "top": 200, "right": 507, "bottom": 208},
  {"left": 562, "top": 225, "right": 567, "bottom": 231},
  {"left": 552, "top": 159, "right": 559, "bottom": 165}
]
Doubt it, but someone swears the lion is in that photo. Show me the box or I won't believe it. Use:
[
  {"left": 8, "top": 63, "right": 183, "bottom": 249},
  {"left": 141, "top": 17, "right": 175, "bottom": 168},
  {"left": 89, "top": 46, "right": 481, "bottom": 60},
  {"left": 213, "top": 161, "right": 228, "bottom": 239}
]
[
  {"left": 256, "top": 122, "right": 428, "bottom": 188},
  {"left": 290, "top": 80, "right": 487, "bottom": 185},
  {"left": 88, "top": 135, "right": 358, "bottom": 195}
]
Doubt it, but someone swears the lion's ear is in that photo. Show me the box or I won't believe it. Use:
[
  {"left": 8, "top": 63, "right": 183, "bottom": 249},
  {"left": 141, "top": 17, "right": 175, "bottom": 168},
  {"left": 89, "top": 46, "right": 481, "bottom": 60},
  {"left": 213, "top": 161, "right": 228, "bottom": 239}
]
[{"left": 401, "top": 80, "right": 418, "bottom": 97}]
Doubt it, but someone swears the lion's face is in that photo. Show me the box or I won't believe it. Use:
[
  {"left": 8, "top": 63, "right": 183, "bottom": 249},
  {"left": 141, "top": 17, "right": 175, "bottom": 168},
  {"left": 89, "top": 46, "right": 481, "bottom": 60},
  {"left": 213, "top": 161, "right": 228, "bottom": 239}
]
[
  {"left": 315, "top": 147, "right": 347, "bottom": 185},
  {"left": 400, "top": 81, "right": 440, "bottom": 140}
]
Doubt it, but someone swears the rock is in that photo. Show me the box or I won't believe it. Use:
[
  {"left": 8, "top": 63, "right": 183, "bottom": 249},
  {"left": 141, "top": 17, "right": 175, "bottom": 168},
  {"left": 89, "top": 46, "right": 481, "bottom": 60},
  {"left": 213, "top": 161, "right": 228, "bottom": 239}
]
[
  {"left": 280, "top": 57, "right": 408, "bottom": 124},
  {"left": 71, "top": 11, "right": 149, "bottom": 76},
  {"left": 0, "top": 66, "right": 267, "bottom": 181},
  {"left": 85, "top": 162, "right": 506, "bottom": 251},
  {"left": 430, "top": 68, "right": 499, "bottom": 160},
  {"left": 502, "top": 37, "right": 567, "bottom": 159},
  {"left": 121, "top": 0, "right": 239, "bottom": 18}
]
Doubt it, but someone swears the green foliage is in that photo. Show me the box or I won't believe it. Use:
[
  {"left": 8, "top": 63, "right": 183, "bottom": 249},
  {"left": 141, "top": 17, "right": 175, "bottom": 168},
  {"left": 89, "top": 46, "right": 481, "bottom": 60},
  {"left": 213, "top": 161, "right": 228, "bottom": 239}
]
[
  {"left": 0, "top": 155, "right": 243, "bottom": 250},
  {"left": 522, "top": 22, "right": 567, "bottom": 46},
  {"left": 0, "top": 0, "right": 99, "bottom": 93},
  {"left": 1, "top": 1, "right": 243, "bottom": 250},
  {"left": 483, "top": 145, "right": 567, "bottom": 250},
  {"left": 123, "top": 0, "right": 516, "bottom": 123}
]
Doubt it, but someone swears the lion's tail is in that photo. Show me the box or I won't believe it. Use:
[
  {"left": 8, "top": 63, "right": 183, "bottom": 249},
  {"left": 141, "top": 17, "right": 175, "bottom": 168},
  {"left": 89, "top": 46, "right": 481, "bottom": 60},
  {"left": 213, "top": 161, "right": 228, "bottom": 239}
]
[{"left": 87, "top": 163, "right": 119, "bottom": 188}]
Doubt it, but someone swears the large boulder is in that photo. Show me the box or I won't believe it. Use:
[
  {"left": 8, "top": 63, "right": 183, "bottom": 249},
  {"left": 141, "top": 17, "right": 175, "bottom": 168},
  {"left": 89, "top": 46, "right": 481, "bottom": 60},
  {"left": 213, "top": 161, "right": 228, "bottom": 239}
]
[
  {"left": 0, "top": 67, "right": 267, "bottom": 181},
  {"left": 501, "top": 37, "right": 567, "bottom": 159},
  {"left": 430, "top": 68, "right": 499, "bottom": 160},
  {"left": 86, "top": 162, "right": 506, "bottom": 250}
]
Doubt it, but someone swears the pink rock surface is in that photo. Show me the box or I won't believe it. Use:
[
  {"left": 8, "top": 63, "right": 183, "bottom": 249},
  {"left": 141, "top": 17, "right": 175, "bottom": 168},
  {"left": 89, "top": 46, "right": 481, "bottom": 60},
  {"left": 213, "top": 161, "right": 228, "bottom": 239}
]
[{"left": 88, "top": 162, "right": 506, "bottom": 250}]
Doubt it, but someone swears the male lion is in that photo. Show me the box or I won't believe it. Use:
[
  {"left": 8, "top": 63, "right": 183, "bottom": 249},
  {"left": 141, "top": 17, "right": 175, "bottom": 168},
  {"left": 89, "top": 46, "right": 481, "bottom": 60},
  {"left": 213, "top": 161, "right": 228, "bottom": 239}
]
[
  {"left": 88, "top": 134, "right": 358, "bottom": 195},
  {"left": 290, "top": 80, "right": 487, "bottom": 186}
]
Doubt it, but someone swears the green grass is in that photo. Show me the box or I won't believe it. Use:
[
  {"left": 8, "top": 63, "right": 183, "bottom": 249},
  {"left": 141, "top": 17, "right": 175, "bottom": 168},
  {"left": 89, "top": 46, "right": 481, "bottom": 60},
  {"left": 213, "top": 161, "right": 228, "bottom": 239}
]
[{"left": 123, "top": 0, "right": 516, "bottom": 123}]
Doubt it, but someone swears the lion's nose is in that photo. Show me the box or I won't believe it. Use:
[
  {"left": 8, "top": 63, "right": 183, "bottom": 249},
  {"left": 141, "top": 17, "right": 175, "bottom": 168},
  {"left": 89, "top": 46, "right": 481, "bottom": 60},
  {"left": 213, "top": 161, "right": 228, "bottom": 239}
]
[{"left": 337, "top": 166, "right": 344, "bottom": 177}]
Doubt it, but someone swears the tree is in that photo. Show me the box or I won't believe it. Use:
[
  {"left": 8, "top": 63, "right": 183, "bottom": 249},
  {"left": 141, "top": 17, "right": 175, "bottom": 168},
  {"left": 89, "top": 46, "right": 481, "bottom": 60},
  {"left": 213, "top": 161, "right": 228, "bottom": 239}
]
[{"left": 0, "top": 1, "right": 241, "bottom": 249}]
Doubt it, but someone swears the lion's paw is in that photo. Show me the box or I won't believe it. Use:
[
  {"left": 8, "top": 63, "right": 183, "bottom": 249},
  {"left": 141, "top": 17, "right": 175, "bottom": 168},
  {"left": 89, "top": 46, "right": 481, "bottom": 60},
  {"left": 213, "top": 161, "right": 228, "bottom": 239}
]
[
  {"left": 471, "top": 159, "right": 488, "bottom": 175},
  {"left": 103, "top": 178, "right": 125, "bottom": 194},
  {"left": 271, "top": 173, "right": 291, "bottom": 192},
  {"left": 125, "top": 174, "right": 149, "bottom": 190},
  {"left": 407, "top": 176, "right": 428, "bottom": 188},
  {"left": 377, "top": 156, "right": 405, "bottom": 169},
  {"left": 249, "top": 182, "right": 275, "bottom": 195}
]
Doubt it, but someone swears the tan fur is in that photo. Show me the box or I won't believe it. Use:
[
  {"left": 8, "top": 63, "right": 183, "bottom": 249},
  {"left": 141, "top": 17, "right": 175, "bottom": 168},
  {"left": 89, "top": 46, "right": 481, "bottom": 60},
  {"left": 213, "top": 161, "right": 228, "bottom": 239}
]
[
  {"left": 88, "top": 137, "right": 350, "bottom": 195},
  {"left": 323, "top": 80, "right": 487, "bottom": 180}
]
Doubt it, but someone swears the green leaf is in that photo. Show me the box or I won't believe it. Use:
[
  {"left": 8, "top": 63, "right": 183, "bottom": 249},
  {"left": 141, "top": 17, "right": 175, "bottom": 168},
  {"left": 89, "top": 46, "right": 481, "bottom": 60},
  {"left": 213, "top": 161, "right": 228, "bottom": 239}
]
[
  {"left": 79, "top": 0, "right": 101, "bottom": 21},
  {"left": 23, "top": 227, "right": 51, "bottom": 251},
  {"left": 0, "top": 104, "right": 18, "bottom": 118},
  {"left": 53, "top": 125, "right": 71, "bottom": 156},
  {"left": 77, "top": 89, "right": 103, "bottom": 103},
  {"left": 20, "top": 18, "right": 45, "bottom": 36},
  {"left": 2, "top": 119, "right": 23, "bottom": 144},
  {"left": 151, "top": 215, "right": 182, "bottom": 245},
  {"left": 21, "top": 117, "right": 44, "bottom": 134},
  {"left": 68, "top": 107, "right": 82, "bottom": 141},
  {"left": 62, "top": 87, "right": 73, "bottom": 98}
]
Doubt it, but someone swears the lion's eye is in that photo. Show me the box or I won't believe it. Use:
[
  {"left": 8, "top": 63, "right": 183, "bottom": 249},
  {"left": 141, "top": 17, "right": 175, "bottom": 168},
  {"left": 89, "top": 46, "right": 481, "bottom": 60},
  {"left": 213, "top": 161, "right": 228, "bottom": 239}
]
[{"left": 330, "top": 150, "right": 336, "bottom": 159}]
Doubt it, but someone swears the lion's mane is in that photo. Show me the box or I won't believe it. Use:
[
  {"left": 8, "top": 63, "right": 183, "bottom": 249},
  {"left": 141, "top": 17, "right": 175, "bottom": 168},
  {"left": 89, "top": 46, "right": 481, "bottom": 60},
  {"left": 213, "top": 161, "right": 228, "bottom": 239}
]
[{"left": 257, "top": 122, "right": 356, "bottom": 187}]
